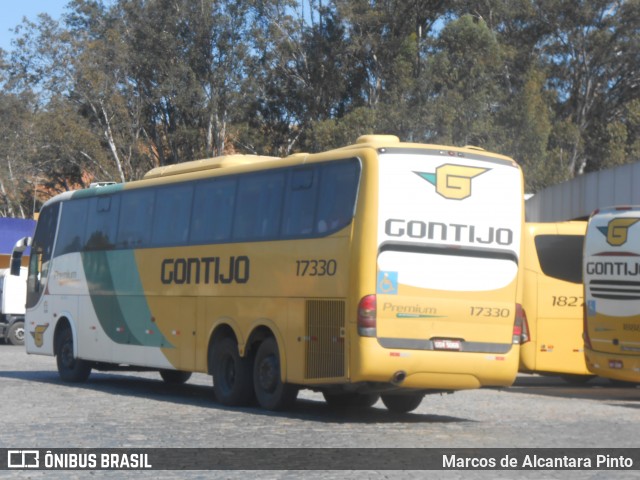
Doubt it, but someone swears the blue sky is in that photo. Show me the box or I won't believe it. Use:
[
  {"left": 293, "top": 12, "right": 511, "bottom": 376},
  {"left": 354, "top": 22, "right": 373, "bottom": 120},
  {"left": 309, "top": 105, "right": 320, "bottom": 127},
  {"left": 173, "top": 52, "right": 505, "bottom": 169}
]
[{"left": 0, "top": 1, "right": 69, "bottom": 52}]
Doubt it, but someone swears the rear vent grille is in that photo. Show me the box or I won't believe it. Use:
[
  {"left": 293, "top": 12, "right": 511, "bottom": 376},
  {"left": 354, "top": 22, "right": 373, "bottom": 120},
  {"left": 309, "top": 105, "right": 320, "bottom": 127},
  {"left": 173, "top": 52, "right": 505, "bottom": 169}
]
[{"left": 305, "top": 300, "right": 345, "bottom": 379}]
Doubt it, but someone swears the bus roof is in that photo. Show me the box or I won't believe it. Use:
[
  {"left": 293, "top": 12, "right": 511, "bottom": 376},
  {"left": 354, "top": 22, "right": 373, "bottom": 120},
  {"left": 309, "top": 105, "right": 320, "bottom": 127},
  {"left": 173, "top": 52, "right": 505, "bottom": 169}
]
[
  {"left": 589, "top": 205, "right": 640, "bottom": 218},
  {"left": 143, "top": 154, "right": 282, "bottom": 179},
  {"left": 38, "top": 135, "right": 519, "bottom": 209},
  {"left": 329, "top": 135, "right": 518, "bottom": 165}
]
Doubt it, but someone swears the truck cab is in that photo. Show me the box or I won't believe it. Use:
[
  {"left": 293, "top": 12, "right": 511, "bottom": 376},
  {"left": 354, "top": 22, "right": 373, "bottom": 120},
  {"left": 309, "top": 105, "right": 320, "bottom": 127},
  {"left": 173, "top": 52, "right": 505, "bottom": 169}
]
[{"left": 0, "top": 238, "right": 31, "bottom": 346}]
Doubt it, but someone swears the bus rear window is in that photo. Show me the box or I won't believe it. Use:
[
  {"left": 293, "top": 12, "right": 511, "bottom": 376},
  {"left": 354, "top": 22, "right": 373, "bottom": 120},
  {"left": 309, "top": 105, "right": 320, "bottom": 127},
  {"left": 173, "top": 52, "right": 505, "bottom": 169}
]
[
  {"left": 534, "top": 234, "right": 584, "bottom": 284},
  {"left": 378, "top": 246, "right": 518, "bottom": 292}
]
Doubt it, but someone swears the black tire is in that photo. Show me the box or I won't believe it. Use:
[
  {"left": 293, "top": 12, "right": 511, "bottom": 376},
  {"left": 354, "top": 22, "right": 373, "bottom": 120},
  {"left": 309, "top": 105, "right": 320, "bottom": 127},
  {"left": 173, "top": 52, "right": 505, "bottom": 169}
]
[
  {"left": 55, "top": 326, "right": 92, "bottom": 383},
  {"left": 381, "top": 393, "right": 424, "bottom": 413},
  {"left": 253, "top": 337, "right": 298, "bottom": 411},
  {"left": 211, "top": 337, "right": 254, "bottom": 406},
  {"left": 561, "top": 374, "right": 595, "bottom": 385},
  {"left": 7, "top": 321, "right": 25, "bottom": 346},
  {"left": 159, "top": 369, "right": 192, "bottom": 384},
  {"left": 322, "top": 391, "right": 380, "bottom": 408}
]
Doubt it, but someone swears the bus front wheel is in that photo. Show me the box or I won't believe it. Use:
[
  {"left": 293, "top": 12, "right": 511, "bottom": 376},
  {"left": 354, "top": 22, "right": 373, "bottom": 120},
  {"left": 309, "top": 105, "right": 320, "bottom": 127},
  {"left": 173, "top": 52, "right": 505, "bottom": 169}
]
[
  {"left": 253, "top": 337, "right": 298, "bottom": 411},
  {"left": 55, "top": 326, "right": 92, "bottom": 383},
  {"left": 212, "top": 337, "right": 254, "bottom": 406},
  {"left": 381, "top": 392, "right": 424, "bottom": 413}
]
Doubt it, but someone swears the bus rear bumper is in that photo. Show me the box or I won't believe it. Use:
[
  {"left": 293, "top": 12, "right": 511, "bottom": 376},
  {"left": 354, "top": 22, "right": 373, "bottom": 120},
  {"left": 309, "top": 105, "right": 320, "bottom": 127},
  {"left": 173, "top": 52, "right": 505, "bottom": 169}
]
[
  {"left": 351, "top": 339, "right": 520, "bottom": 390},
  {"left": 584, "top": 348, "right": 640, "bottom": 384}
]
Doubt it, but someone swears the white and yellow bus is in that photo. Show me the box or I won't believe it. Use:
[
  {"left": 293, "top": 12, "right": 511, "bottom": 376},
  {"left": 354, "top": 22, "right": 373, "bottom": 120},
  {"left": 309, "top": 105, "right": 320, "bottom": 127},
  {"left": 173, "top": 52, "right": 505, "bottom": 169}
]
[
  {"left": 519, "top": 221, "right": 593, "bottom": 382},
  {"left": 25, "top": 135, "right": 525, "bottom": 412},
  {"left": 583, "top": 206, "right": 640, "bottom": 384}
]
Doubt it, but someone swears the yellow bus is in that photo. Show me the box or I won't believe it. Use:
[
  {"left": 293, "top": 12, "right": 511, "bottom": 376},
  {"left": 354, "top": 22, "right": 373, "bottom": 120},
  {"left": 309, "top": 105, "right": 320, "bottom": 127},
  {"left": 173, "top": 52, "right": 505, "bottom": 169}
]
[
  {"left": 25, "top": 135, "right": 526, "bottom": 413},
  {"left": 519, "top": 221, "right": 593, "bottom": 382},
  {"left": 583, "top": 206, "right": 640, "bottom": 384}
]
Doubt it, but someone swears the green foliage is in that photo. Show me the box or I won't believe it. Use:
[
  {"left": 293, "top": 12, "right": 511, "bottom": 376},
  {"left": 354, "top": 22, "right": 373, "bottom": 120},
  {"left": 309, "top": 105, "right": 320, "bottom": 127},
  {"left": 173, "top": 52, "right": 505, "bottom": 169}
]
[
  {"left": 0, "top": 0, "right": 639, "bottom": 215},
  {"left": 306, "top": 107, "right": 379, "bottom": 151},
  {"left": 425, "top": 14, "right": 507, "bottom": 147},
  {"left": 502, "top": 66, "right": 553, "bottom": 192}
]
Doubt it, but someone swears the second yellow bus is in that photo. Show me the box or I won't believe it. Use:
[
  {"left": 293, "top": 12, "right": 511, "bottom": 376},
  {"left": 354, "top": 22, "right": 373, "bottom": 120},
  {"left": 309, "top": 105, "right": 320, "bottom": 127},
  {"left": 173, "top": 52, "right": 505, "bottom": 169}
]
[{"left": 520, "top": 221, "right": 593, "bottom": 382}]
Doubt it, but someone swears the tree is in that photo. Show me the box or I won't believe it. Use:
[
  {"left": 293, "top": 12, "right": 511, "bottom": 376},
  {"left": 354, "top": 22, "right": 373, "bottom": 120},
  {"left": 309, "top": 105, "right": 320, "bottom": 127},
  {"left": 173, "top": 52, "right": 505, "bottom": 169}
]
[
  {"left": 536, "top": 0, "right": 640, "bottom": 176},
  {"left": 118, "top": 0, "right": 252, "bottom": 166},
  {"left": 0, "top": 89, "right": 36, "bottom": 217},
  {"left": 1, "top": 0, "right": 640, "bottom": 216},
  {"left": 424, "top": 14, "right": 508, "bottom": 147}
]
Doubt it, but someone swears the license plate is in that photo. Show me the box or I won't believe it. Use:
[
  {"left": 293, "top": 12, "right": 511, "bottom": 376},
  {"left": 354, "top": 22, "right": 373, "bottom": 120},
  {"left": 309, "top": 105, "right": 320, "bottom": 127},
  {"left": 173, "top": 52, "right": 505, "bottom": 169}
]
[
  {"left": 433, "top": 339, "right": 461, "bottom": 351},
  {"left": 609, "top": 360, "right": 623, "bottom": 369}
]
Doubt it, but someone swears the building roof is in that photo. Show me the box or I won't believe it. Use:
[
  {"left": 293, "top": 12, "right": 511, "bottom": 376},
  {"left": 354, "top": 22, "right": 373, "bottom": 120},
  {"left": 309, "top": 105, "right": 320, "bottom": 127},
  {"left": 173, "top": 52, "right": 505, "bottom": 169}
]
[{"left": 526, "top": 162, "right": 640, "bottom": 222}]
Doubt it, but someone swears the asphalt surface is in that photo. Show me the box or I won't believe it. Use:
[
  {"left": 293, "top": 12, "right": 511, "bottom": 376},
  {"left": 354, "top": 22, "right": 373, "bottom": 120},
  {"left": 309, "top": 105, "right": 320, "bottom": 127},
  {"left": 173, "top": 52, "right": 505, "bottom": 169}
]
[{"left": 1, "top": 343, "right": 638, "bottom": 479}]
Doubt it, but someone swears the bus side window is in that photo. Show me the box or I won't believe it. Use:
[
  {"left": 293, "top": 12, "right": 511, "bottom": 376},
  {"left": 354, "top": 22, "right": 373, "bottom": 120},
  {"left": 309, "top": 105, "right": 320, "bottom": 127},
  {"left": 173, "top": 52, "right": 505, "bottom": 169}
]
[
  {"left": 234, "top": 172, "right": 285, "bottom": 240},
  {"left": 85, "top": 196, "right": 120, "bottom": 251},
  {"left": 117, "top": 189, "right": 154, "bottom": 248},
  {"left": 152, "top": 184, "right": 193, "bottom": 246},
  {"left": 282, "top": 167, "right": 317, "bottom": 237},
  {"left": 534, "top": 234, "right": 584, "bottom": 284},
  {"left": 317, "top": 202, "right": 346, "bottom": 233},
  {"left": 191, "top": 178, "right": 236, "bottom": 244},
  {"left": 316, "top": 159, "right": 360, "bottom": 234},
  {"left": 54, "top": 199, "right": 89, "bottom": 256}
]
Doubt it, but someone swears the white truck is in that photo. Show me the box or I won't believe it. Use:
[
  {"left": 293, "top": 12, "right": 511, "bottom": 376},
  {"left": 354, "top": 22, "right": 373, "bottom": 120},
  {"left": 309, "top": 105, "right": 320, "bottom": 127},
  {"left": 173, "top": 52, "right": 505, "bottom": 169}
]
[{"left": 0, "top": 239, "right": 30, "bottom": 346}]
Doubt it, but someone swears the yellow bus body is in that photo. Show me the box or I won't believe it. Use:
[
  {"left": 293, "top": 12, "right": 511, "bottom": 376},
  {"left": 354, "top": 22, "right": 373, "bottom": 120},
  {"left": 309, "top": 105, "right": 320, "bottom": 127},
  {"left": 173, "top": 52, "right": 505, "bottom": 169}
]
[
  {"left": 519, "top": 222, "right": 591, "bottom": 380},
  {"left": 25, "top": 135, "right": 525, "bottom": 411},
  {"left": 583, "top": 206, "right": 640, "bottom": 383}
]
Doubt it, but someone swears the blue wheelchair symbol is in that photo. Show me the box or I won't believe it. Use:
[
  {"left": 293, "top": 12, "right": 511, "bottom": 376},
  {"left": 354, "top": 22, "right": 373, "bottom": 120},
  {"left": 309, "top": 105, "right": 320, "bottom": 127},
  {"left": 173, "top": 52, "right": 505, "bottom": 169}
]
[{"left": 377, "top": 271, "right": 398, "bottom": 295}]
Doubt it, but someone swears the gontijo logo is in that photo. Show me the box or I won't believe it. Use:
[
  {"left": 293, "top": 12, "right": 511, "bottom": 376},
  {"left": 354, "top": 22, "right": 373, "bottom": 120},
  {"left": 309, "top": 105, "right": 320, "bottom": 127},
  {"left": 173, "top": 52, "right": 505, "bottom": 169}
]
[
  {"left": 597, "top": 218, "right": 640, "bottom": 246},
  {"left": 415, "top": 164, "right": 489, "bottom": 200}
]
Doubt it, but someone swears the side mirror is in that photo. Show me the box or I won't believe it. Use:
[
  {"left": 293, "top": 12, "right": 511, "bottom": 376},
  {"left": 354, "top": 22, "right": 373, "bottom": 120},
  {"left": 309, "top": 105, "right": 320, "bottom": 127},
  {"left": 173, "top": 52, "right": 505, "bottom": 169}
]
[{"left": 10, "top": 237, "right": 32, "bottom": 276}]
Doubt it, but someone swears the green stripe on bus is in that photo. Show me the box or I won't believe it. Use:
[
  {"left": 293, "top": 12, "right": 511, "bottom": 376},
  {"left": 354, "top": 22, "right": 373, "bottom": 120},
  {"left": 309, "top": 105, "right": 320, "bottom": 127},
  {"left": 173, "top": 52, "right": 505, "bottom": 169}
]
[{"left": 82, "top": 250, "right": 173, "bottom": 348}]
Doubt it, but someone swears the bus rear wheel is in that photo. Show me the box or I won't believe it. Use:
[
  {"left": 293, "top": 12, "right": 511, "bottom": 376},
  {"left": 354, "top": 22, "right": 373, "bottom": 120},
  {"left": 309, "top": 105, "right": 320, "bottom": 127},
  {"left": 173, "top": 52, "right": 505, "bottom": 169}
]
[
  {"left": 253, "top": 337, "right": 298, "bottom": 411},
  {"left": 323, "top": 391, "right": 380, "bottom": 408},
  {"left": 381, "top": 392, "right": 424, "bottom": 413},
  {"left": 55, "top": 326, "right": 92, "bottom": 383},
  {"left": 561, "top": 374, "right": 595, "bottom": 385},
  {"left": 212, "top": 337, "right": 254, "bottom": 406}
]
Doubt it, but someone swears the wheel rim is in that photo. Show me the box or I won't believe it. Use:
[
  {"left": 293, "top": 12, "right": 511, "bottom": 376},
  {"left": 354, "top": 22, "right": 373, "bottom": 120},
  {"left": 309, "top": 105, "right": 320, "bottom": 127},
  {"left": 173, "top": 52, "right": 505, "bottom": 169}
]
[
  {"left": 61, "top": 341, "right": 74, "bottom": 369},
  {"left": 257, "top": 355, "right": 278, "bottom": 394},
  {"left": 15, "top": 327, "right": 25, "bottom": 342},
  {"left": 221, "top": 355, "right": 236, "bottom": 390}
]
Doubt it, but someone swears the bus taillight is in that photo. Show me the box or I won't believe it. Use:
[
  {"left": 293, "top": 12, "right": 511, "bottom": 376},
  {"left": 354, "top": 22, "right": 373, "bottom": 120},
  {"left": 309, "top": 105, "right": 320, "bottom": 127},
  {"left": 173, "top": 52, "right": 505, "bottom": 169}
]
[
  {"left": 514, "top": 303, "right": 530, "bottom": 344},
  {"left": 357, "top": 295, "right": 377, "bottom": 337}
]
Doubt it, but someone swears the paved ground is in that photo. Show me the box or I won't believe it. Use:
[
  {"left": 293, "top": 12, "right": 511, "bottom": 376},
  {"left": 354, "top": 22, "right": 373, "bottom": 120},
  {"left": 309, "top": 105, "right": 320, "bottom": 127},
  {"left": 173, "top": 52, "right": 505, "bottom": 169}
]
[{"left": 1, "top": 343, "right": 638, "bottom": 479}]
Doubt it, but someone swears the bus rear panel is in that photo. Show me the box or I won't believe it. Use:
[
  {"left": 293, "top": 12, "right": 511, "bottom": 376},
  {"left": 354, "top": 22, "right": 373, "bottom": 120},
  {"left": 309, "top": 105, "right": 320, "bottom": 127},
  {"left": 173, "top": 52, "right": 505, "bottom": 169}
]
[
  {"left": 351, "top": 147, "right": 524, "bottom": 391},
  {"left": 584, "top": 206, "right": 640, "bottom": 383}
]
